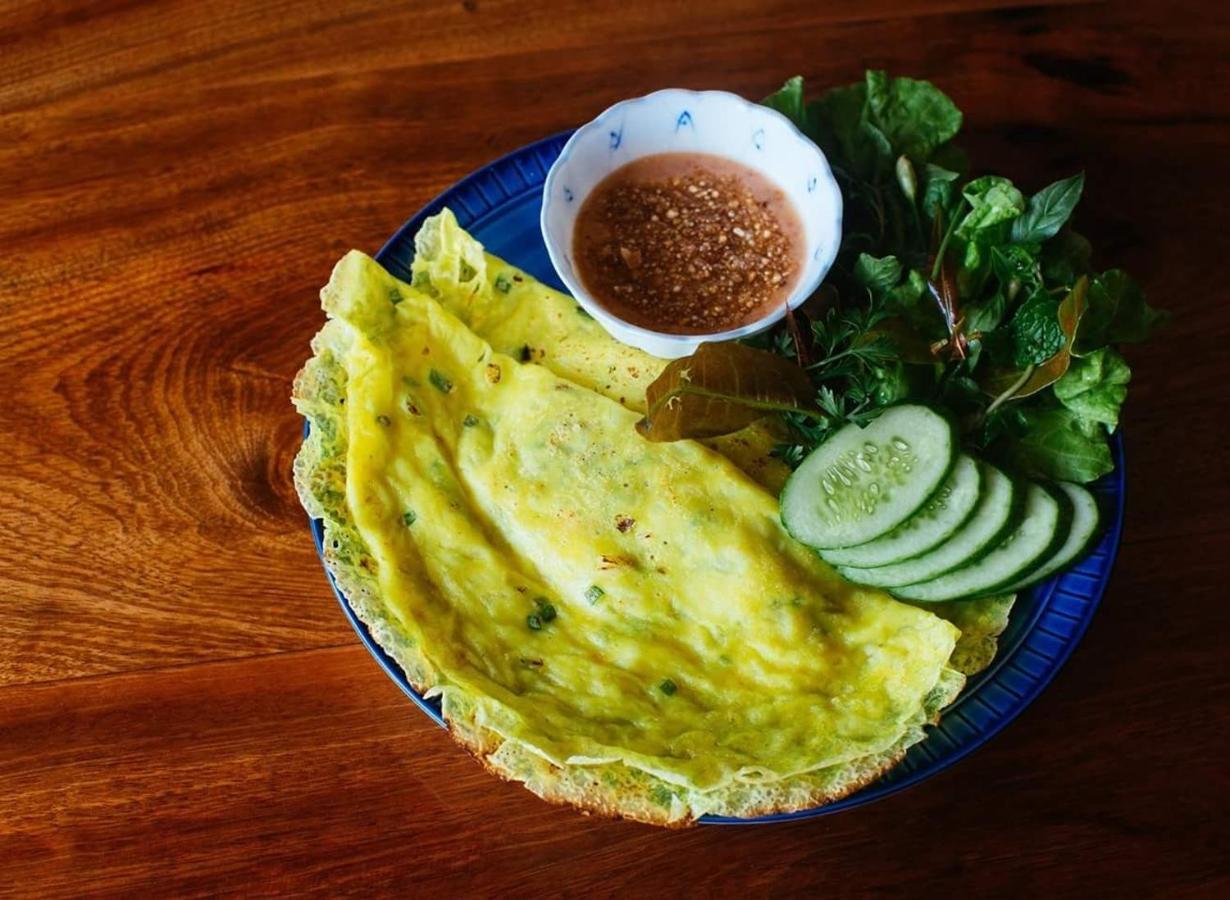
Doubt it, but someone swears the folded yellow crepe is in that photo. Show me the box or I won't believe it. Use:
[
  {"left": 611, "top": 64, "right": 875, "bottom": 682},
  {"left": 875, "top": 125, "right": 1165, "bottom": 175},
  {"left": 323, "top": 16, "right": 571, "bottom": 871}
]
[{"left": 294, "top": 211, "right": 996, "bottom": 824}]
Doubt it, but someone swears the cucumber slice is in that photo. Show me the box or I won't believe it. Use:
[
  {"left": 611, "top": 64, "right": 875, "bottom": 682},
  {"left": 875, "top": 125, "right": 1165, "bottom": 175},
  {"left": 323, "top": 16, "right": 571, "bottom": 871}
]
[
  {"left": 1000, "top": 482, "right": 1102, "bottom": 592},
  {"left": 838, "top": 463, "right": 1020, "bottom": 589},
  {"left": 892, "top": 483, "right": 1074, "bottom": 602},
  {"left": 781, "top": 406, "right": 956, "bottom": 550},
  {"left": 820, "top": 454, "right": 982, "bottom": 568}
]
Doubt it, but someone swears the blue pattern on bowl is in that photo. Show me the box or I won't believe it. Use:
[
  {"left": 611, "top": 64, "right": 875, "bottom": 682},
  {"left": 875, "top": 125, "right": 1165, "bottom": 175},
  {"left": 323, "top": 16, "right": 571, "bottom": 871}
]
[{"left": 540, "top": 89, "right": 843, "bottom": 359}]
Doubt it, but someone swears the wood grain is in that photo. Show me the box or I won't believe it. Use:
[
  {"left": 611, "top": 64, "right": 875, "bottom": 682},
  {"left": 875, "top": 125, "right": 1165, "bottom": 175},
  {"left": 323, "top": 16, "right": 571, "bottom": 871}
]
[{"left": 2, "top": 0, "right": 1228, "bottom": 894}]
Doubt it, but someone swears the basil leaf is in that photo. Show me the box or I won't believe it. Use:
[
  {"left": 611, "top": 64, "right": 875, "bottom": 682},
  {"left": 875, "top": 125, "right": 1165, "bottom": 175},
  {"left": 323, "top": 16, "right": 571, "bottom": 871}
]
[
  {"left": 1077, "top": 269, "right": 1169, "bottom": 352},
  {"left": 1054, "top": 347, "right": 1131, "bottom": 430},
  {"left": 966, "top": 290, "right": 1009, "bottom": 334},
  {"left": 1012, "top": 173, "right": 1085, "bottom": 244},
  {"left": 1006, "top": 292, "right": 1065, "bottom": 366}
]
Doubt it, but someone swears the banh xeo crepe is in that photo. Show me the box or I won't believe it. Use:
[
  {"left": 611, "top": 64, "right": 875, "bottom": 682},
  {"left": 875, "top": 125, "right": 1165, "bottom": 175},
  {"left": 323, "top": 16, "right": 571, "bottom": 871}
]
[
  {"left": 408, "top": 211, "right": 1015, "bottom": 674},
  {"left": 293, "top": 211, "right": 1007, "bottom": 824}
]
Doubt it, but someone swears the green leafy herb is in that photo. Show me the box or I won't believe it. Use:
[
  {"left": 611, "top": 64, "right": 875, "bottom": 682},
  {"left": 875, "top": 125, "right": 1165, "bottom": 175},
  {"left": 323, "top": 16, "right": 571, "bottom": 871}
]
[
  {"left": 526, "top": 597, "right": 557, "bottom": 632},
  {"left": 762, "top": 75, "right": 812, "bottom": 133},
  {"left": 1077, "top": 269, "right": 1169, "bottom": 352},
  {"left": 863, "top": 70, "right": 963, "bottom": 162},
  {"left": 584, "top": 585, "right": 605, "bottom": 605},
  {"left": 1012, "top": 173, "right": 1085, "bottom": 244},
  {"left": 1003, "top": 292, "right": 1066, "bottom": 366},
  {"left": 1054, "top": 347, "right": 1131, "bottom": 430},
  {"left": 1041, "top": 228, "right": 1092, "bottom": 286},
  {"left": 957, "top": 176, "right": 1025, "bottom": 240},
  {"left": 659, "top": 678, "right": 678, "bottom": 696},
  {"left": 853, "top": 253, "right": 903, "bottom": 298},
  {"left": 493, "top": 273, "right": 512, "bottom": 293},
  {"left": 402, "top": 510, "right": 417, "bottom": 527},
  {"left": 922, "top": 164, "right": 960, "bottom": 221},
  {"left": 462, "top": 414, "right": 480, "bottom": 427},
  {"left": 989, "top": 405, "right": 1115, "bottom": 483},
  {"left": 981, "top": 276, "right": 1089, "bottom": 399}
]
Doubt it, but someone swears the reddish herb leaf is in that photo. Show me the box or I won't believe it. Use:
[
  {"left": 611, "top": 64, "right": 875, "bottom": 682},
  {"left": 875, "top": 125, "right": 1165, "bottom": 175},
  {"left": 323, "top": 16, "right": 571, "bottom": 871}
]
[
  {"left": 981, "top": 276, "right": 1089, "bottom": 398},
  {"left": 636, "top": 342, "right": 819, "bottom": 442}
]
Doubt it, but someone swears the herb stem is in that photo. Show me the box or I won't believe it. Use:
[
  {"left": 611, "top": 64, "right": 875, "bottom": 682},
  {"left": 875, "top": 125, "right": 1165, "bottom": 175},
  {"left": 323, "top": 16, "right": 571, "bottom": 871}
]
[
  {"left": 929, "top": 200, "right": 964, "bottom": 282},
  {"left": 984, "top": 364, "right": 1036, "bottom": 419}
]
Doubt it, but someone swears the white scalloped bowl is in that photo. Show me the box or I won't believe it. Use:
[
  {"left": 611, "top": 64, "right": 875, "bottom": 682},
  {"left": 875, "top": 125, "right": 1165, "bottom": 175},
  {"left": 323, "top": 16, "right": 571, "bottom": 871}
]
[{"left": 541, "top": 89, "right": 842, "bottom": 359}]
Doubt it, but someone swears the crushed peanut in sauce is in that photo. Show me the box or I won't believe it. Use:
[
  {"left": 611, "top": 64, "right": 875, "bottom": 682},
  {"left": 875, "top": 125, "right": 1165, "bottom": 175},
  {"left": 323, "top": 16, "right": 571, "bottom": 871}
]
[{"left": 573, "top": 152, "right": 803, "bottom": 335}]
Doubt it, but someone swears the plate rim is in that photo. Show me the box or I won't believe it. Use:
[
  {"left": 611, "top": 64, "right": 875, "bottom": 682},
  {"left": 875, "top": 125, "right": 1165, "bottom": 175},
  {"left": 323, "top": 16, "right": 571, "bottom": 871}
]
[{"left": 304, "top": 131, "right": 1126, "bottom": 825}]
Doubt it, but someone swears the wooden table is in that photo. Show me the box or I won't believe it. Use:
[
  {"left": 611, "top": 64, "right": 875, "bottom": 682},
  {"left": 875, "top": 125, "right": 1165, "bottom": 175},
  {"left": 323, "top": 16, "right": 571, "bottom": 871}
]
[{"left": 3, "top": 0, "right": 1227, "bottom": 894}]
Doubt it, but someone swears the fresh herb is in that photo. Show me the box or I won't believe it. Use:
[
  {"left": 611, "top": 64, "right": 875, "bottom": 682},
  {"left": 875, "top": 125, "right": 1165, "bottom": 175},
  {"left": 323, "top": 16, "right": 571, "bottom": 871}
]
[
  {"left": 642, "top": 70, "right": 1162, "bottom": 484},
  {"left": 1012, "top": 173, "right": 1085, "bottom": 244},
  {"left": 534, "top": 597, "right": 557, "bottom": 623},
  {"left": 637, "top": 342, "right": 820, "bottom": 441},
  {"left": 428, "top": 369, "right": 453, "bottom": 393},
  {"left": 584, "top": 585, "right": 605, "bottom": 604},
  {"left": 462, "top": 414, "right": 480, "bottom": 427},
  {"left": 1053, "top": 347, "right": 1131, "bottom": 430},
  {"left": 402, "top": 510, "right": 417, "bottom": 527},
  {"left": 659, "top": 678, "right": 678, "bottom": 696},
  {"left": 494, "top": 273, "right": 512, "bottom": 293}
]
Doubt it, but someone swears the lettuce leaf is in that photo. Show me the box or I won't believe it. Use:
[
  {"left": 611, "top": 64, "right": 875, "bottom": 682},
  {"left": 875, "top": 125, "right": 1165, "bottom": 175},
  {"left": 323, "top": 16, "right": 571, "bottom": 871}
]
[{"left": 1054, "top": 347, "right": 1131, "bottom": 430}]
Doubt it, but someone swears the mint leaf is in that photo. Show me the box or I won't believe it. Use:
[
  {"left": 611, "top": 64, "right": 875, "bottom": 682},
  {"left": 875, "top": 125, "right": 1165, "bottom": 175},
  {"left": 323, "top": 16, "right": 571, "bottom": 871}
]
[
  {"left": 1054, "top": 347, "right": 1131, "bottom": 430},
  {"left": 1077, "top": 269, "right": 1169, "bottom": 352},
  {"left": 1012, "top": 173, "right": 1085, "bottom": 244},
  {"left": 957, "top": 176, "right": 1025, "bottom": 240},
  {"left": 1005, "top": 292, "right": 1064, "bottom": 366}
]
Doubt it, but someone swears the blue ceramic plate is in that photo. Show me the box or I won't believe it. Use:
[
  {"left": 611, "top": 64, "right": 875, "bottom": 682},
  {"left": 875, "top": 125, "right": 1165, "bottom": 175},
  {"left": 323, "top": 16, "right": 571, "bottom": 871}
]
[{"left": 308, "top": 132, "right": 1125, "bottom": 824}]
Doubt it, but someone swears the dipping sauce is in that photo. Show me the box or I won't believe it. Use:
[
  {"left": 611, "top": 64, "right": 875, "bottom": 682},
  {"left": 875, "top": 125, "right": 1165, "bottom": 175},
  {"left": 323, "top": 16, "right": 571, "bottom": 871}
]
[{"left": 573, "top": 152, "right": 804, "bottom": 335}]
